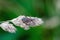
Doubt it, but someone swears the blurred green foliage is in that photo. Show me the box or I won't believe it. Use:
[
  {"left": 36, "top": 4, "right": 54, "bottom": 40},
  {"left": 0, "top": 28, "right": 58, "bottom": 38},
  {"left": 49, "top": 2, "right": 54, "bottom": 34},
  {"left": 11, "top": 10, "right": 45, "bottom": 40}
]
[{"left": 0, "top": 0, "right": 60, "bottom": 40}]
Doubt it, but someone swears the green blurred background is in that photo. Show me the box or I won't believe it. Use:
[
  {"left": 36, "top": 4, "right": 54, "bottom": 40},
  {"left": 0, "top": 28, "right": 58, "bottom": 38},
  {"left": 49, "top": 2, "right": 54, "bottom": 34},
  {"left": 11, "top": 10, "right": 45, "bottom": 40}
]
[{"left": 0, "top": 0, "right": 60, "bottom": 40}]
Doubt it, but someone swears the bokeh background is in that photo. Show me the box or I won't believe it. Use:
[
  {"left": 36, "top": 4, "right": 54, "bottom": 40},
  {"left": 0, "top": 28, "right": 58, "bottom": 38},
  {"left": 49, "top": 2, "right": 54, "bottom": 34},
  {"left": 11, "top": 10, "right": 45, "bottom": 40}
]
[{"left": 0, "top": 0, "right": 60, "bottom": 40}]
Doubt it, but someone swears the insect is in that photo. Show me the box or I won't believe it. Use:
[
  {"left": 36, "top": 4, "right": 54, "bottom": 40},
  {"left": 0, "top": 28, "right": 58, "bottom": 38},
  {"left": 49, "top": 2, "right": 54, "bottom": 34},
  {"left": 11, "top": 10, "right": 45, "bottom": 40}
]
[{"left": 22, "top": 17, "right": 35, "bottom": 26}]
